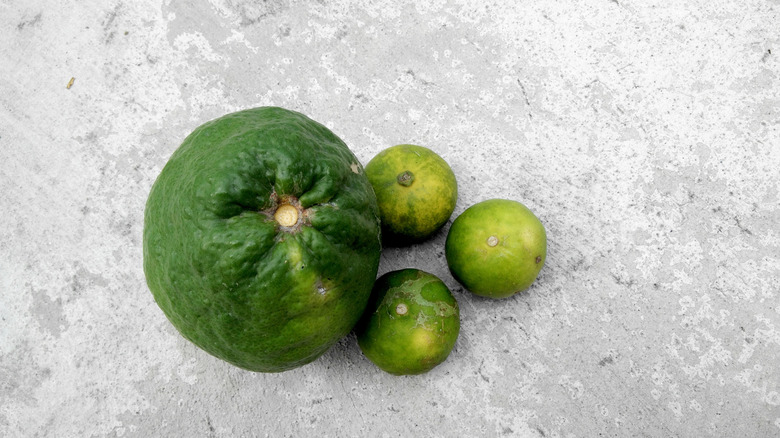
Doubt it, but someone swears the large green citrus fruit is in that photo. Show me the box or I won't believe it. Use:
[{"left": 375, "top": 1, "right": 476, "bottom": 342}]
[
  {"left": 364, "top": 144, "right": 457, "bottom": 244},
  {"left": 143, "top": 107, "right": 382, "bottom": 372},
  {"left": 355, "top": 269, "right": 460, "bottom": 375},
  {"left": 445, "top": 199, "right": 546, "bottom": 299}
]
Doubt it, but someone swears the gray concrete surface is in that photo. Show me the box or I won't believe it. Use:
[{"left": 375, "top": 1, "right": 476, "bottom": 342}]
[{"left": 2, "top": 1, "right": 779, "bottom": 437}]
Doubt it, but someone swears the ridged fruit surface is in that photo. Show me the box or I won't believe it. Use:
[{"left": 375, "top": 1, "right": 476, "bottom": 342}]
[{"left": 143, "top": 107, "right": 382, "bottom": 372}]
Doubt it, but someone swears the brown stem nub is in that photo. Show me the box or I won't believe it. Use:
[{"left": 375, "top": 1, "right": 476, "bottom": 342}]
[{"left": 396, "top": 170, "right": 415, "bottom": 187}]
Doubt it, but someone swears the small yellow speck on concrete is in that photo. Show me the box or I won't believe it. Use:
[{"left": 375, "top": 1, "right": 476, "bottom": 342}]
[{"left": 66, "top": 77, "right": 75, "bottom": 89}]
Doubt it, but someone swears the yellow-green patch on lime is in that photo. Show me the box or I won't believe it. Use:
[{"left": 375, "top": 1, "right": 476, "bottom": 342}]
[
  {"left": 445, "top": 199, "right": 546, "bottom": 299},
  {"left": 355, "top": 269, "right": 460, "bottom": 375},
  {"left": 365, "top": 144, "right": 457, "bottom": 244}
]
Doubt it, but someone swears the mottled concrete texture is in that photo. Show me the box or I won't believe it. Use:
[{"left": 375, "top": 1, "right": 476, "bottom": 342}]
[{"left": 1, "top": 1, "right": 779, "bottom": 437}]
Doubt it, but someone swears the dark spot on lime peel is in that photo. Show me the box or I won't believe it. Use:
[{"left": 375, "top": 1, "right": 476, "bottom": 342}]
[{"left": 396, "top": 170, "right": 415, "bottom": 187}]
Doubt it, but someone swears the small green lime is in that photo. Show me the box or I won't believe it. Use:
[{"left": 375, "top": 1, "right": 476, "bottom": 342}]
[
  {"left": 364, "top": 144, "right": 457, "bottom": 244},
  {"left": 355, "top": 269, "right": 460, "bottom": 375},
  {"left": 445, "top": 199, "right": 547, "bottom": 299}
]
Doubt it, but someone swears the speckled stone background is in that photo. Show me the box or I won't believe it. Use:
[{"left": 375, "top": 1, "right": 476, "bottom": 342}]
[{"left": 2, "top": 1, "right": 779, "bottom": 437}]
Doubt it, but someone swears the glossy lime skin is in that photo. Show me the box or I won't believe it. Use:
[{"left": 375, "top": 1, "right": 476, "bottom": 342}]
[
  {"left": 356, "top": 269, "right": 460, "bottom": 375},
  {"left": 143, "top": 107, "right": 382, "bottom": 372},
  {"left": 365, "top": 144, "right": 457, "bottom": 244},
  {"left": 445, "top": 199, "right": 546, "bottom": 299}
]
